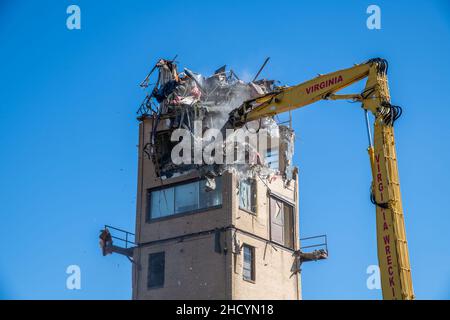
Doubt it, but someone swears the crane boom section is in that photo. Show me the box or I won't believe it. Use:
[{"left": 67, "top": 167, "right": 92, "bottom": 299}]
[
  {"left": 229, "top": 58, "right": 414, "bottom": 300},
  {"left": 230, "top": 63, "right": 371, "bottom": 125}
]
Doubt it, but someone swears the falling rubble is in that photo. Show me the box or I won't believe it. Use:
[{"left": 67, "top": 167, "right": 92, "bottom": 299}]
[{"left": 136, "top": 58, "right": 296, "bottom": 186}]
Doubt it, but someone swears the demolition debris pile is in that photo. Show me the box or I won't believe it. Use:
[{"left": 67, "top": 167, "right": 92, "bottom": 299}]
[{"left": 137, "top": 58, "right": 295, "bottom": 186}]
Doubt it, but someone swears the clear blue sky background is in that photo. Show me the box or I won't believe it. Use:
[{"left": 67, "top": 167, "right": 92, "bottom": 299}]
[{"left": 1, "top": 0, "right": 449, "bottom": 300}]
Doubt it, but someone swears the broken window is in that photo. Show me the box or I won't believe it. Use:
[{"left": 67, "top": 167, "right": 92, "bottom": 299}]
[
  {"left": 148, "top": 177, "right": 222, "bottom": 220},
  {"left": 154, "top": 131, "right": 176, "bottom": 169},
  {"left": 175, "top": 181, "right": 199, "bottom": 213},
  {"left": 269, "top": 197, "right": 295, "bottom": 249},
  {"left": 243, "top": 244, "right": 255, "bottom": 282},
  {"left": 239, "top": 179, "right": 257, "bottom": 214},
  {"left": 200, "top": 178, "right": 223, "bottom": 208},
  {"left": 148, "top": 252, "right": 165, "bottom": 289}
]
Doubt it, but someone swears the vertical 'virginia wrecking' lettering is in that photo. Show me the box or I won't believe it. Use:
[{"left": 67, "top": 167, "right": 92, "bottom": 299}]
[{"left": 376, "top": 152, "right": 396, "bottom": 297}]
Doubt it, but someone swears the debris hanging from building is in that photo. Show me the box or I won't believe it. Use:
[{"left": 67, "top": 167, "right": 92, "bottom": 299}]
[{"left": 136, "top": 58, "right": 296, "bottom": 186}]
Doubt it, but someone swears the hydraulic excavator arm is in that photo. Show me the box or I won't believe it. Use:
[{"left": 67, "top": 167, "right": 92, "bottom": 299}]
[{"left": 229, "top": 58, "right": 414, "bottom": 300}]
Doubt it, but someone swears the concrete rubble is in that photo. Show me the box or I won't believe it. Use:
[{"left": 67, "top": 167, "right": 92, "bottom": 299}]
[{"left": 137, "top": 58, "right": 296, "bottom": 187}]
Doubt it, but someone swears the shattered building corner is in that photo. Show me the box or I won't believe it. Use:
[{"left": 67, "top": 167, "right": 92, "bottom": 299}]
[{"left": 136, "top": 58, "right": 296, "bottom": 184}]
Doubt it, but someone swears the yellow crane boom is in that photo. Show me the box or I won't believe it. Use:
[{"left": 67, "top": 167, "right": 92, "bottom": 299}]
[{"left": 229, "top": 58, "right": 414, "bottom": 300}]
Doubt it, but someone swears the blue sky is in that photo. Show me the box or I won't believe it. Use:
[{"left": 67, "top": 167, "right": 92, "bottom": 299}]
[{"left": 0, "top": 0, "right": 449, "bottom": 299}]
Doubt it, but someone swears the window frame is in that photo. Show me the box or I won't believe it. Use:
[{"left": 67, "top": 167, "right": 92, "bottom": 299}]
[
  {"left": 269, "top": 195, "right": 295, "bottom": 250},
  {"left": 147, "top": 251, "right": 165, "bottom": 289},
  {"left": 238, "top": 178, "right": 257, "bottom": 215},
  {"left": 146, "top": 177, "right": 223, "bottom": 223},
  {"left": 242, "top": 244, "right": 256, "bottom": 283}
]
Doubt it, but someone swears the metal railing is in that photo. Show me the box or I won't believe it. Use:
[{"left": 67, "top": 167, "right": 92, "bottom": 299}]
[
  {"left": 300, "top": 234, "right": 328, "bottom": 252},
  {"left": 104, "top": 225, "right": 136, "bottom": 249}
]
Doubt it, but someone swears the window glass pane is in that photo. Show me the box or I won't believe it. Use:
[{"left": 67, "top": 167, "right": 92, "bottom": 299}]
[
  {"left": 270, "top": 198, "right": 283, "bottom": 224},
  {"left": 175, "top": 181, "right": 199, "bottom": 213},
  {"left": 269, "top": 197, "right": 295, "bottom": 248},
  {"left": 265, "top": 147, "right": 279, "bottom": 170},
  {"left": 271, "top": 223, "right": 284, "bottom": 244},
  {"left": 243, "top": 268, "right": 251, "bottom": 280},
  {"left": 243, "top": 245, "right": 254, "bottom": 281},
  {"left": 149, "top": 178, "right": 223, "bottom": 220},
  {"left": 244, "top": 246, "right": 251, "bottom": 259},
  {"left": 151, "top": 188, "right": 174, "bottom": 219},
  {"left": 239, "top": 179, "right": 255, "bottom": 212},
  {"left": 239, "top": 180, "right": 250, "bottom": 209},
  {"left": 199, "top": 177, "right": 222, "bottom": 209}
]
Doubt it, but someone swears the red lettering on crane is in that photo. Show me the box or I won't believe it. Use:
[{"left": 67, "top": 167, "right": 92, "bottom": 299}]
[{"left": 306, "top": 75, "right": 344, "bottom": 94}]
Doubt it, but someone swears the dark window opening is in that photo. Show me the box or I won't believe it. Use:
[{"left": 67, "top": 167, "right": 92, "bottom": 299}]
[
  {"left": 147, "top": 252, "right": 165, "bottom": 289},
  {"left": 154, "top": 131, "right": 177, "bottom": 169}
]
